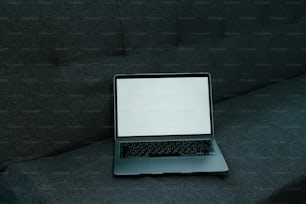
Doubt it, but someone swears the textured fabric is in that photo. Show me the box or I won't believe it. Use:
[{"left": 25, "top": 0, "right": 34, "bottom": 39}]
[
  {"left": 0, "top": 53, "right": 160, "bottom": 171},
  {"left": 118, "top": 0, "right": 177, "bottom": 54},
  {"left": 1, "top": 49, "right": 305, "bottom": 171},
  {"left": 176, "top": 0, "right": 306, "bottom": 44},
  {"left": 176, "top": 0, "right": 226, "bottom": 42},
  {"left": 157, "top": 38, "right": 306, "bottom": 100},
  {"left": 1, "top": 74, "right": 306, "bottom": 203},
  {"left": 0, "top": 0, "right": 123, "bottom": 64},
  {"left": 1, "top": 0, "right": 306, "bottom": 171}
]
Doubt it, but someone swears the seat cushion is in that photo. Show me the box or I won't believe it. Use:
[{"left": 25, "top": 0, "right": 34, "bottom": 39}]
[{"left": 1, "top": 74, "right": 306, "bottom": 203}]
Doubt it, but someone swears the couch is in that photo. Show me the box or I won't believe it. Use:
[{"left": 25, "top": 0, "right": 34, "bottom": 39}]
[{"left": 0, "top": 0, "right": 306, "bottom": 203}]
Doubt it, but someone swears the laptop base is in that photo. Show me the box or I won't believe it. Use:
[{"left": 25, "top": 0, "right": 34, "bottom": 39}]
[{"left": 114, "top": 138, "right": 228, "bottom": 176}]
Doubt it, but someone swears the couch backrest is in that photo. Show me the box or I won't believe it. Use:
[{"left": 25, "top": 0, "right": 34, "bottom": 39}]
[
  {"left": 1, "top": 0, "right": 306, "bottom": 171},
  {"left": 118, "top": 0, "right": 177, "bottom": 54},
  {"left": 0, "top": 0, "right": 124, "bottom": 64}
]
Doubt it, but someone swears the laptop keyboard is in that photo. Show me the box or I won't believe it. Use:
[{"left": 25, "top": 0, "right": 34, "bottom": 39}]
[{"left": 120, "top": 140, "right": 215, "bottom": 158}]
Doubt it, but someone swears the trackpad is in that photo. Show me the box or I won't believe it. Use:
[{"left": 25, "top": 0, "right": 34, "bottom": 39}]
[{"left": 148, "top": 157, "right": 194, "bottom": 174}]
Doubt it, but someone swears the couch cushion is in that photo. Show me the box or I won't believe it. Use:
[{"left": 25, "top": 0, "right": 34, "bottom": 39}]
[
  {"left": 1, "top": 0, "right": 306, "bottom": 172},
  {"left": 1, "top": 74, "right": 305, "bottom": 203},
  {"left": 176, "top": 0, "right": 226, "bottom": 43},
  {"left": 0, "top": 52, "right": 161, "bottom": 171},
  {"left": 118, "top": 0, "right": 177, "bottom": 54},
  {"left": 0, "top": 0, "right": 123, "bottom": 64},
  {"left": 157, "top": 36, "right": 306, "bottom": 101},
  {"left": 1, "top": 41, "right": 305, "bottom": 173},
  {"left": 176, "top": 0, "right": 306, "bottom": 44}
]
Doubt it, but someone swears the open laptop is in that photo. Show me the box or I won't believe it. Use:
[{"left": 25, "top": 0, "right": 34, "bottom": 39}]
[{"left": 113, "top": 73, "right": 228, "bottom": 175}]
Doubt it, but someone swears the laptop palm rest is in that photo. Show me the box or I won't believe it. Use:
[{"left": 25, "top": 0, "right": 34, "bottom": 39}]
[
  {"left": 114, "top": 154, "right": 227, "bottom": 175},
  {"left": 114, "top": 157, "right": 193, "bottom": 175}
]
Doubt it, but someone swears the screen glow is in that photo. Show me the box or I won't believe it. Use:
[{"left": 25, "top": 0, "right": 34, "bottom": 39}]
[{"left": 116, "top": 77, "right": 212, "bottom": 137}]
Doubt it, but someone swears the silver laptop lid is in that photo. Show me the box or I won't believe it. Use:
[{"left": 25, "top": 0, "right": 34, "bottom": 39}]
[{"left": 114, "top": 73, "right": 214, "bottom": 139}]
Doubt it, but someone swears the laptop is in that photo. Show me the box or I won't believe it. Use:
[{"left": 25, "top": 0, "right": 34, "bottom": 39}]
[{"left": 113, "top": 72, "right": 229, "bottom": 175}]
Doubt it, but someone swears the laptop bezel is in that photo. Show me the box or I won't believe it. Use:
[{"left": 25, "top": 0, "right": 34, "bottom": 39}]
[{"left": 113, "top": 72, "right": 215, "bottom": 141}]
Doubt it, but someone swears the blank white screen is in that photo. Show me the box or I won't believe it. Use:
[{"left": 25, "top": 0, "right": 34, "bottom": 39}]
[{"left": 116, "top": 77, "right": 211, "bottom": 137}]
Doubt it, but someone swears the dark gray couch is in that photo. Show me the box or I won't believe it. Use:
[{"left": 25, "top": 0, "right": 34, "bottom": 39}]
[{"left": 1, "top": 0, "right": 306, "bottom": 203}]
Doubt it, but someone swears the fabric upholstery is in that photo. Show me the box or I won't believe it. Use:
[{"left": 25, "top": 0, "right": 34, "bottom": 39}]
[
  {"left": 0, "top": 0, "right": 123, "bottom": 64},
  {"left": 0, "top": 53, "right": 159, "bottom": 170},
  {"left": 176, "top": 0, "right": 226, "bottom": 42},
  {"left": 118, "top": 0, "right": 177, "bottom": 54},
  {"left": 1, "top": 74, "right": 306, "bottom": 203},
  {"left": 1, "top": 0, "right": 306, "bottom": 170},
  {"left": 176, "top": 0, "right": 306, "bottom": 44}
]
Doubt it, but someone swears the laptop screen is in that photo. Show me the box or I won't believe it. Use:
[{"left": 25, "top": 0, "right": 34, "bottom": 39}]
[{"left": 115, "top": 75, "right": 212, "bottom": 137}]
